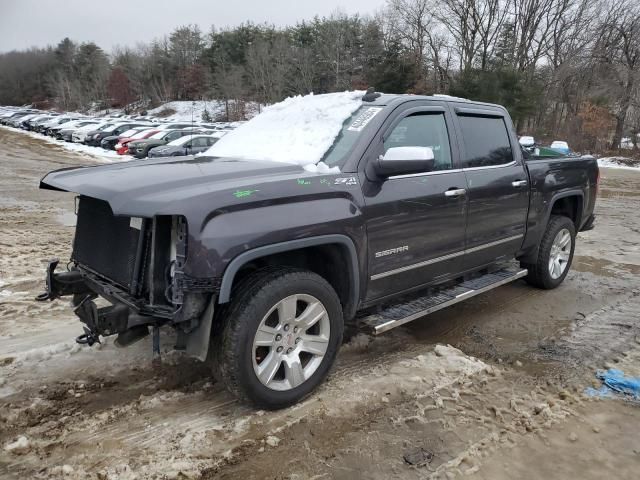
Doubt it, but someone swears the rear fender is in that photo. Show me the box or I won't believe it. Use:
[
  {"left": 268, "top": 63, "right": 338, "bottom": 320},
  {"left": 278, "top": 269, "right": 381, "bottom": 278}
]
[{"left": 519, "top": 190, "right": 584, "bottom": 263}]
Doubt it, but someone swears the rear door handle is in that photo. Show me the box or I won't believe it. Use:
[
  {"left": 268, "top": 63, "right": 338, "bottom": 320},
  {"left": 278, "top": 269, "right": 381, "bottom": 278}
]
[
  {"left": 512, "top": 180, "right": 528, "bottom": 188},
  {"left": 444, "top": 188, "right": 466, "bottom": 198}
]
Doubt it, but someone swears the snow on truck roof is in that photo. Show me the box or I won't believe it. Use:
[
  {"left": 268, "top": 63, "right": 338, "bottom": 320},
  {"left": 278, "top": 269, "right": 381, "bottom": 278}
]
[{"left": 205, "top": 91, "right": 366, "bottom": 168}]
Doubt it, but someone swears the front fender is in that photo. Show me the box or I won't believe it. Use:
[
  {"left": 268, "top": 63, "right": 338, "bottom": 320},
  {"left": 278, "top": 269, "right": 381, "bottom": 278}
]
[{"left": 185, "top": 196, "right": 366, "bottom": 317}]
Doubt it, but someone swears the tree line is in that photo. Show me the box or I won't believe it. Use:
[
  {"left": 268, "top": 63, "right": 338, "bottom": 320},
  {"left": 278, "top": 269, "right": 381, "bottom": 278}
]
[{"left": 0, "top": 0, "right": 638, "bottom": 151}]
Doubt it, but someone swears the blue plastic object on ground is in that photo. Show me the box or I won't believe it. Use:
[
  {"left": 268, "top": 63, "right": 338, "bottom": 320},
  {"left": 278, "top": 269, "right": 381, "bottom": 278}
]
[{"left": 585, "top": 369, "right": 640, "bottom": 400}]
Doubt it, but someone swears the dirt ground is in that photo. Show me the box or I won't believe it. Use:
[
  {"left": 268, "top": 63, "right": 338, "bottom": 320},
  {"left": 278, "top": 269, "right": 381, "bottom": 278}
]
[{"left": 1, "top": 126, "right": 639, "bottom": 479}]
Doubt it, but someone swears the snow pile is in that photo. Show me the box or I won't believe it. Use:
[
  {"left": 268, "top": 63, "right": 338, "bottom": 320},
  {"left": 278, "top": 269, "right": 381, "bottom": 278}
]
[
  {"left": 598, "top": 156, "right": 640, "bottom": 171},
  {"left": 205, "top": 91, "right": 365, "bottom": 167},
  {"left": 4, "top": 436, "right": 31, "bottom": 455},
  {"left": 148, "top": 100, "right": 222, "bottom": 122}
]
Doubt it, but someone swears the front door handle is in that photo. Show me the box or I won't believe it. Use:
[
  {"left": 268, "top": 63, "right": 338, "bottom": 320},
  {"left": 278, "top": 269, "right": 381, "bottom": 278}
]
[
  {"left": 512, "top": 180, "right": 528, "bottom": 188},
  {"left": 444, "top": 188, "right": 466, "bottom": 198}
]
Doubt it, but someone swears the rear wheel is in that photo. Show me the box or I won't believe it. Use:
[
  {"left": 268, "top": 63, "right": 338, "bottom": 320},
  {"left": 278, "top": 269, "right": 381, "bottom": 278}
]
[
  {"left": 522, "top": 215, "right": 576, "bottom": 289},
  {"left": 211, "top": 268, "right": 343, "bottom": 409}
]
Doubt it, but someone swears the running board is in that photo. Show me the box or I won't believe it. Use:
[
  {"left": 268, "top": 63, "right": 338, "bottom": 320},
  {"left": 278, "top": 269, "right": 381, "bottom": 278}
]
[{"left": 361, "top": 267, "right": 528, "bottom": 335}]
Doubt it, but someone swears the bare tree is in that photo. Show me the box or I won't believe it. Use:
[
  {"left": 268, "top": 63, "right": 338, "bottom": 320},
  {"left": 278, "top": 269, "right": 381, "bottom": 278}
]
[
  {"left": 436, "top": 0, "right": 509, "bottom": 71},
  {"left": 593, "top": 0, "right": 640, "bottom": 148}
]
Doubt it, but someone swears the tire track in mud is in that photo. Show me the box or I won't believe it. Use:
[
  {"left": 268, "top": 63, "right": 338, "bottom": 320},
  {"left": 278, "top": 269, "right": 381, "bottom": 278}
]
[
  {"left": 530, "top": 293, "right": 640, "bottom": 376},
  {"left": 208, "top": 294, "right": 640, "bottom": 480},
  {"left": 1, "top": 331, "right": 485, "bottom": 479}
]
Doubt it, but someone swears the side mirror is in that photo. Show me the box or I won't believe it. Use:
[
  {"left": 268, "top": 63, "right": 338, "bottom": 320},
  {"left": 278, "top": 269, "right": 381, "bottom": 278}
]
[{"left": 374, "top": 146, "right": 435, "bottom": 177}]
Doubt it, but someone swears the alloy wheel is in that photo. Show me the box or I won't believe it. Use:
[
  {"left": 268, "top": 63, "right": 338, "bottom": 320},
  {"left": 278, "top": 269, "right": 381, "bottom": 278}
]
[{"left": 252, "top": 294, "right": 330, "bottom": 391}]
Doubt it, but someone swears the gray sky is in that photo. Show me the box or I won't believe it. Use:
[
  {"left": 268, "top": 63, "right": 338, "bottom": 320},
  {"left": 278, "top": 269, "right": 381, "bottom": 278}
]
[{"left": 0, "top": 0, "right": 387, "bottom": 53}]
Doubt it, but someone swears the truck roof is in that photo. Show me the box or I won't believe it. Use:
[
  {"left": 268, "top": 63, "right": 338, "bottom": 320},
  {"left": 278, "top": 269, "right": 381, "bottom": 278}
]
[{"left": 364, "top": 92, "right": 503, "bottom": 111}]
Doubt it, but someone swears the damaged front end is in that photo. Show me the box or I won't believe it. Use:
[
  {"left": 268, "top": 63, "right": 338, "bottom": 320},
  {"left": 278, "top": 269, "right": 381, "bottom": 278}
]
[{"left": 36, "top": 196, "right": 217, "bottom": 360}]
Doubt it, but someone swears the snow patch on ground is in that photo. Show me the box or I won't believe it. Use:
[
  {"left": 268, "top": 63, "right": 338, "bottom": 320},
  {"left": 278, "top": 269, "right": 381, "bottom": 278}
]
[
  {"left": 206, "top": 91, "right": 365, "bottom": 167},
  {"left": 0, "top": 125, "right": 128, "bottom": 162},
  {"left": 598, "top": 156, "right": 640, "bottom": 170}
]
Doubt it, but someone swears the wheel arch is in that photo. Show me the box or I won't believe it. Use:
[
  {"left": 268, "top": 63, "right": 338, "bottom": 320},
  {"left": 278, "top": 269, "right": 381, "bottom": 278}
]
[
  {"left": 218, "top": 235, "right": 360, "bottom": 319},
  {"left": 518, "top": 190, "right": 583, "bottom": 264},
  {"left": 548, "top": 191, "right": 584, "bottom": 229}
]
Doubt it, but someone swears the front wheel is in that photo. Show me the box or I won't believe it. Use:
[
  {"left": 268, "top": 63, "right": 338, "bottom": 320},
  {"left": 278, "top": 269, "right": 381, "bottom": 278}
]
[
  {"left": 522, "top": 215, "right": 576, "bottom": 289},
  {"left": 211, "top": 268, "right": 343, "bottom": 409}
]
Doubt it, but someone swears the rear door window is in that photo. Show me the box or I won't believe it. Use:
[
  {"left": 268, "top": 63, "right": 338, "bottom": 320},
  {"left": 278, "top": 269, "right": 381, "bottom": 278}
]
[{"left": 458, "top": 116, "right": 513, "bottom": 168}]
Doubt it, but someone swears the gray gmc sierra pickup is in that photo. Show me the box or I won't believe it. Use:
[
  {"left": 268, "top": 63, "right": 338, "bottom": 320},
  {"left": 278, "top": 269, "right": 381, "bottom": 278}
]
[{"left": 37, "top": 91, "right": 598, "bottom": 408}]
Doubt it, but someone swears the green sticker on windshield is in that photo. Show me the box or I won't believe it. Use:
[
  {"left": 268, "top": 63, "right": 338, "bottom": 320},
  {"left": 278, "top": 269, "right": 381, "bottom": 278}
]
[{"left": 233, "top": 189, "right": 258, "bottom": 198}]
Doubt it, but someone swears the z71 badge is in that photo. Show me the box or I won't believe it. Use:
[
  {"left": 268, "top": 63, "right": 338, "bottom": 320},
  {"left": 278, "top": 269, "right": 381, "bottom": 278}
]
[
  {"left": 375, "top": 245, "right": 409, "bottom": 258},
  {"left": 334, "top": 176, "right": 358, "bottom": 186}
]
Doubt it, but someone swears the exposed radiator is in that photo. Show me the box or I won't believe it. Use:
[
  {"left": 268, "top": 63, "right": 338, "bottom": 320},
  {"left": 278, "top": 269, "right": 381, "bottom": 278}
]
[{"left": 72, "top": 196, "right": 143, "bottom": 290}]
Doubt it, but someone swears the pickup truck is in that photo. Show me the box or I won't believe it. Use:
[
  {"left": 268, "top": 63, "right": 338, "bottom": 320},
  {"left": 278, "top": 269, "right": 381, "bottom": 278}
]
[{"left": 37, "top": 91, "right": 598, "bottom": 409}]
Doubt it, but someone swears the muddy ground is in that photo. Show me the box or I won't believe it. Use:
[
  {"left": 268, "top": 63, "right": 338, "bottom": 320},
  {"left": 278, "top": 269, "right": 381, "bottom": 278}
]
[{"left": 0, "top": 126, "right": 639, "bottom": 479}]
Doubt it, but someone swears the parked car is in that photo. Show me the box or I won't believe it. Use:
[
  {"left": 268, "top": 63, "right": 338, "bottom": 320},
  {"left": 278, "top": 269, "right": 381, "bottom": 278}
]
[
  {"left": 2, "top": 111, "right": 38, "bottom": 126},
  {"left": 49, "top": 119, "right": 89, "bottom": 137},
  {"left": 92, "top": 123, "right": 151, "bottom": 148},
  {"left": 23, "top": 114, "right": 56, "bottom": 130},
  {"left": 71, "top": 121, "right": 112, "bottom": 143},
  {"left": 127, "top": 129, "right": 196, "bottom": 158},
  {"left": 42, "top": 116, "right": 81, "bottom": 135},
  {"left": 57, "top": 120, "right": 100, "bottom": 141},
  {"left": 99, "top": 124, "right": 153, "bottom": 150},
  {"left": 550, "top": 140, "right": 571, "bottom": 155},
  {"left": 9, "top": 113, "right": 40, "bottom": 128},
  {"left": 147, "top": 133, "right": 223, "bottom": 158},
  {"left": 115, "top": 128, "right": 160, "bottom": 155},
  {"left": 38, "top": 91, "right": 599, "bottom": 409},
  {"left": 29, "top": 114, "right": 60, "bottom": 132},
  {"left": 80, "top": 121, "right": 122, "bottom": 144}
]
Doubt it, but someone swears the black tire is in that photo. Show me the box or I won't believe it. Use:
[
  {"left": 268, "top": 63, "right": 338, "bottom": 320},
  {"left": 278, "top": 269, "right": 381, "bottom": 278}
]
[
  {"left": 522, "top": 215, "right": 576, "bottom": 289},
  {"left": 211, "top": 268, "right": 343, "bottom": 409}
]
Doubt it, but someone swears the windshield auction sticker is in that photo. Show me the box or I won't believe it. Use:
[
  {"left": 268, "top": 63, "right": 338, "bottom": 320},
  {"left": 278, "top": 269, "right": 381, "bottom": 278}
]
[{"left": 347, "top": 107, "right": 383, "bottom": 132}]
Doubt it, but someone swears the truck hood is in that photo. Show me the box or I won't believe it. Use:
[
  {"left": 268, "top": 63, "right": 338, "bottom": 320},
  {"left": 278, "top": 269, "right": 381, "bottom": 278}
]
[{"left": 40, "top": 156, "right": 306, "bottom": 216}]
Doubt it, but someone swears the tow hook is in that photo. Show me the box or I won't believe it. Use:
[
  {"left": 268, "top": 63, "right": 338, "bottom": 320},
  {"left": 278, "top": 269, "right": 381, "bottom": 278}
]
[
  {"left": 74, "top": 295, "right": 101, "bottom": 346},
  {"left": 35, "top": 258, "right": 90, "bottom": 301},
  {"left": 35, "top": 259, "right": 61, "bottom": 301},
  {"left": 76, "top": 326, "right": 101, "bottom": 346}
]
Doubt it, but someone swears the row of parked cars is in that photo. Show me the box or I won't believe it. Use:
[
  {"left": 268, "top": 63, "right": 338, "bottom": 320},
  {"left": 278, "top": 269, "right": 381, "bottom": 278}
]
[{"left": 0, "top": 106, "right": 236, "bottom": 159}]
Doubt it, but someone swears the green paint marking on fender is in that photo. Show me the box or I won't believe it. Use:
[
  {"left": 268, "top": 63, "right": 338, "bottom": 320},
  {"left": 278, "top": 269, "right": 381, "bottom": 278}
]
[
  {"left": 233, "top": 189, "right": 259, "bottom": 198},
  {"left": 297, "top": 179, "right": 312, "bottom": 185}
]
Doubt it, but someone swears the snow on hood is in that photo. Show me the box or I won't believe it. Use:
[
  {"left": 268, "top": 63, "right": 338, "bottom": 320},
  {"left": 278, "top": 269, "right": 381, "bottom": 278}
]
[{"left": 204, "top": 91, "right": 365, "bottom": 168}]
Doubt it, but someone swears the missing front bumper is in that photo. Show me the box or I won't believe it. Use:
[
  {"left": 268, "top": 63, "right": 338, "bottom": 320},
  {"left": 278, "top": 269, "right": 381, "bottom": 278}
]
[
  {"left": 35, "top": 260, "right": 214, "bottom": 359},
  {"left": 36, "top": 259, "right": 159, "bottom": 345}
]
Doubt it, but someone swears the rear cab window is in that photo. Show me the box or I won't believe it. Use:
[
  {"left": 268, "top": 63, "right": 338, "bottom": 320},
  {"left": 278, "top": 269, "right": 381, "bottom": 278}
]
[{"left": 458, "top": 115, "right": 514, "bottom": 168}]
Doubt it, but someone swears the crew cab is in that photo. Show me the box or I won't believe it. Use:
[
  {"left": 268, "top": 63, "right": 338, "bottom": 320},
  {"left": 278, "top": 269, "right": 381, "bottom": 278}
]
[{"left": 37, "top": 91, "right": 598, "bottom": 409}]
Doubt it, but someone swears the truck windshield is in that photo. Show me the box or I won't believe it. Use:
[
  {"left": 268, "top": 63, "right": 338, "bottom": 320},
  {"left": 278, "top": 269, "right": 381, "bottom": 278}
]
[{"left": 322, "top": 106, "right": 384, "bottom": 168}]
